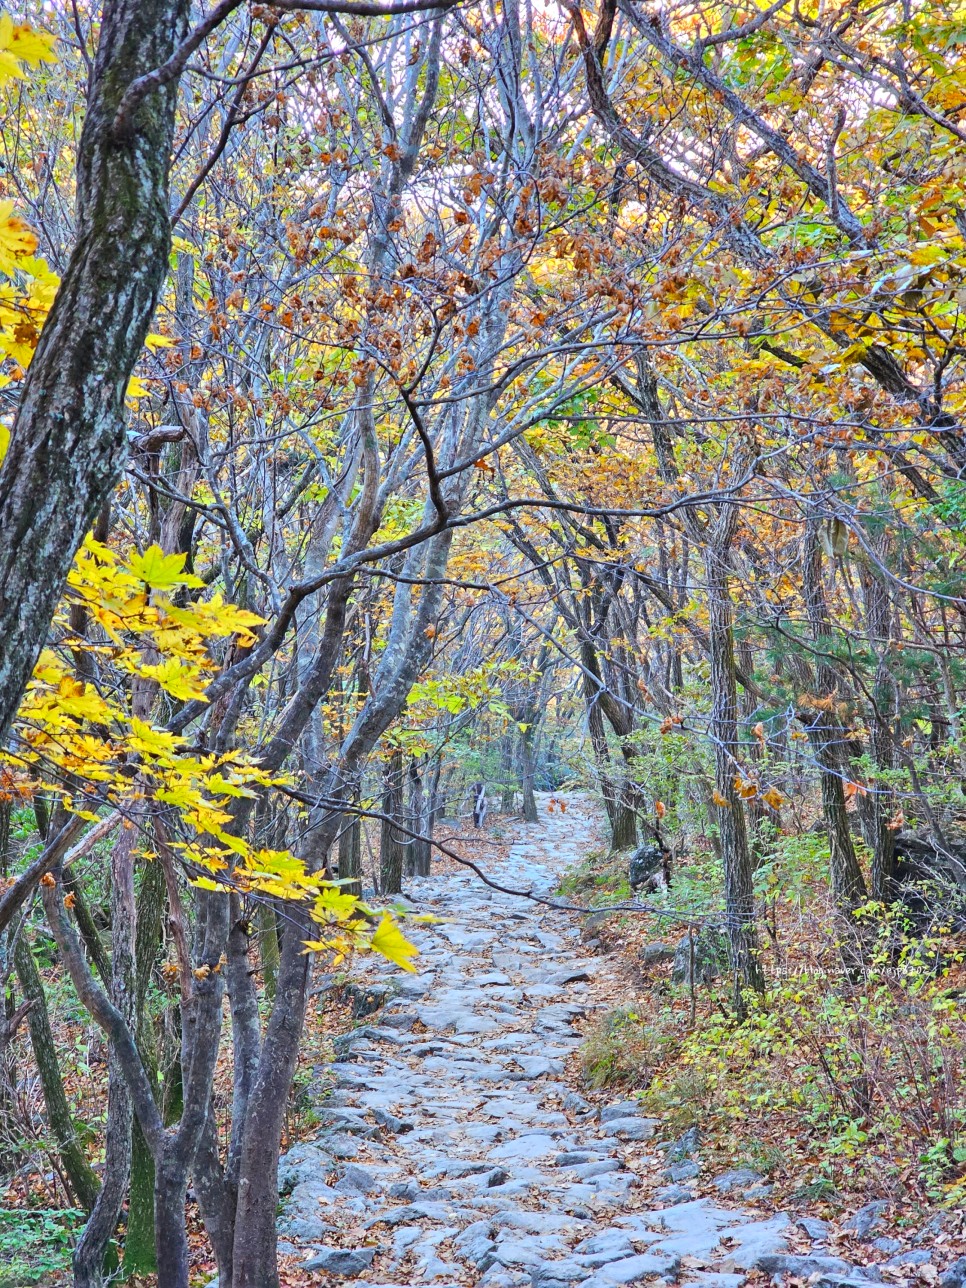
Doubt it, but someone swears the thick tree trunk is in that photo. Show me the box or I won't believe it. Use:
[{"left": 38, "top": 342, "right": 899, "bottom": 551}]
[
  {"left": 230, "top": 903, "right": 314, "bottom": 1288},
  {"left": 610, "top": 795, "right": 638, "bottom": 851},
  {"left": 0, "top": 0, "right": 190, "bottom": 746}
]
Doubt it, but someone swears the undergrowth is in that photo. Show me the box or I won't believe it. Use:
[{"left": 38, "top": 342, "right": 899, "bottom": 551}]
[{"left": 569, "top": 835, "right": 966, "bottom": 1207}]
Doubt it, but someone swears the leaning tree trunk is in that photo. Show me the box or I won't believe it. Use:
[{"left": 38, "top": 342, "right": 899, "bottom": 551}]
[
  {"left": 72, "top": 826, "right": 140, "bottom": 1287},
  {"left": 705, "top": 531, "right": 764, "bottom": 1017},
  {"left": 0, "top": 0, "right": 191, "bottom": 747},
  {"left": 14, "top": 932, "right": 101, "bottom": 1213}
]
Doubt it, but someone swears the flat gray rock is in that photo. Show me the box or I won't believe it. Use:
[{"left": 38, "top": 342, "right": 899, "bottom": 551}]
[
  {"left": 603, "top": 1116, "right": 657, "bottom": 1141},
  {"left": 303, "top": 1246, "right": 378, "bottom": 1276},
  {"left": 583, "top": 1252, "right": 678, "bottom": 1285}
]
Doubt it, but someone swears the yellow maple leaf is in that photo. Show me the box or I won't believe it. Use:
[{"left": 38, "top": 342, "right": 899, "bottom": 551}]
[
  {"left": 126, "top": 545, "right": 205, "bottom": 590},
  {"left": 368, "top": 913, "right": 418, "bottom": 972}
]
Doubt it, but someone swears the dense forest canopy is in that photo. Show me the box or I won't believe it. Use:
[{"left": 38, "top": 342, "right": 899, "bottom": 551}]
[{"left": 0, "top": 0, "right": 965, "bottom": 1283}]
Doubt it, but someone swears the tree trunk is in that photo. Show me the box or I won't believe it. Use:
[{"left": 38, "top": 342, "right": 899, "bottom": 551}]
[
  {"left": 258, "top": 903, "right": 280, "bottom": 1001},
  {"left": 338, "top": 808, "right": 363, "bottom": 895},
  {"left": 0, "top": 0, "right": 191, "bottom": 746},
  {"left": 519, "top": 729, "right": 539, "bottom": 822},
  {"left": 706, "top": 536, "right": 764, "bottom": 1015},
  {"left": 610, "top": 794, "right": 638, "bottom": 851},
  {"left": 380, "top": 748, "right": 405, "bottom": 895},
  {"left": 802, "top": 518, "right": 869, "bottom": 913},
  {"left": 73, "top": 824, "right": 140, "bottom": 1287},
  {"left": 860, "top": 553, "right": 898, "bottom": 901},
  {"left": 230, "top": 903, "right": 314, "bottom": 1288},
  {"left": 13, "top": 932, "right": 101, "bottom": 1212}
]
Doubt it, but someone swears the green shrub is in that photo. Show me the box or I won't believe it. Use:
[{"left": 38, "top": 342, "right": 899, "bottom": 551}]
[{"left": 0, "top": 1207, "right": 83, "bottom": 1286}]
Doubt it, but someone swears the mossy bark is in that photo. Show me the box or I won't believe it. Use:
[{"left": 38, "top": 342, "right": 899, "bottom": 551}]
[
  {"left": 14, "top": 932, "right": 101, "bottom": 1212},
  {"left": 0, "top": 0, "right": 190, "bottom": 748}
]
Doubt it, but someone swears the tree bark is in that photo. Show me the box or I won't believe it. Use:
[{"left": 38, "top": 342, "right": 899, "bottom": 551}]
[
  {"left": 13, "top": 932, "right": 101, "bottom": 1213},
  {"left": 802, "top": 518, "right": 869, "bottom": 913},
  {"left": 705, "top": 531, "right": 765, "bottom": 1015},
  {"left": 0, "top": 0, "right": 190, "bottom": 746},
  {"left": 380, "top": 748, "right": 405, "bottom": 895}
]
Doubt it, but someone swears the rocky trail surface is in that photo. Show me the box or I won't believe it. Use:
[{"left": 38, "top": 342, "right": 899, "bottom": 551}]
[{"left": 275, "top": 794, "right": 960, "bottom": 1288}]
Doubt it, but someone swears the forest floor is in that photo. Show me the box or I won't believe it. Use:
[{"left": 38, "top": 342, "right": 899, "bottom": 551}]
[{"left": 271, "top": 793, "right": 965, "bottom": 1288}]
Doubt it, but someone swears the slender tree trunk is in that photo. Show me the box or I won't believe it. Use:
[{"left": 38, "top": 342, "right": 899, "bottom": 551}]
[
  {"left": 73, "top": 826, "right": 139, "bottom": 1286},
  {"left": 124, "top": 854, "right": 167, "bottom": 1277},
  {"left": 380, "top": 749, "right": 405, "bottom": 895},
  {"left": 802, "top": 518, "right": 869, "bottom": 913},
  {"left": 258, "top": 903, "right": 280, "bottom": 1001},
  {"left": 706, "top": 536, "right": 764, "bottom": 1016},
  {"left": 338, "top": 807, "right": 363, "bottom": 895},
  {"left": 860, "top": 554, "right": 898, "bottom": 901},
  {"left": 409, "top": 759, "right": 432, "bottom": 877},
  {"left": 13, "top": 933, "right": 101, "bottom": 1212},
  {"left": 519, "top": 729, "right": 539, "bottom": 822}
]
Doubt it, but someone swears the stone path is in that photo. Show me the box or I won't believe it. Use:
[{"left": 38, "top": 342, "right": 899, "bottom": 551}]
[{"left": 277, "top": 794, "right": 944, "bottom": 1287}]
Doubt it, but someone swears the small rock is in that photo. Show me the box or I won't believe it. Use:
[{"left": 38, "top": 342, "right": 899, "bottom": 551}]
[
  {"left": 564, "top": 1092, "right": 594, "bottom": 1117},
  {"left": 639, "top": 942, "right": 676, "bottom": 967},
  {"left": 743, "top": 1183, "right": 775, "bottom": 1200},
  {"left": 713, "top": 1168, "right": 763, "bottom": 1194},
  {"left": 571, "top": 1159, "right": 623, "bottom": 1179},
  {"left": 551, "top": 965, "right": 595, "bottom": 985},
  {"left": 528, "top": 1258, "right": 591, "bottom": 1287},
  {"left": 942, "top": 1257, "right": 966, "bottom": 1288},
  {"left": 653, "top": 1185, "right": 694, "bottom": 1206},
  {"left": 303, "top": 1245, "right": 378, "bottom": 1277},
  {"left": 337, "top": 1164, "right": 379, "bottom": 1194},
  {"left": 680, "top": 1276, "right": 746, "bottom": 1288},
  {"left": 629, "top": 841, "right": 667, "bottom": 891},
  {"left": 870, "top": 1239, "right": 902, "bottom": 1255},
  {"left": 607, "top": 1116, "right": 658, "bottom": 1141},
  {"left": 574, "top": 1229, "right": 636, "bottom": 1267},
  {"left": 797, "top": 1217, "right": 830, "bottom": 1243},
  {"left": 599, "top": 1101, "right": 641, "bottom": 1123},
  {"left": 663, "top": 1161, "right": 700, "bottom": 1183},
  {"left": 514, "top": 1056, "right": 565, "bottom": 1078},
  {"left": 584, "top": 1252, "right": 678, "bottom": 1285},
  {"left": 372, "top": 1106, "right": 414, "bottom": 1134},
  {"left": 388, "top": 1180, "right": 420, "bottom": 1200},
  {"left": 914, "top": 1214, "right": 949, "bottom": 1245},
  {"left": 669, "top": 1126, "right": 701, "bottom": 1157},
  {"left": 671, "top": 928, "right": 730, "bottom": 986},
  {"left": 486, "top": 1167, "right": 510, "bottom": 1187},
  {"left": 280, "top": 1215, "right": 333, "bottom": 1241},
  {"left": 884, "top": 1251, "right": 933, "bottom": 1269},
  {"left": 845, "top": 1201, "right": 889, "bottom": 1241},
  {"left": 556, "top": 1152, "right": 597, "bottom": 1166},
  {"left": 756, "top": 1255, "right": 852, "bottom": 1277}
]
